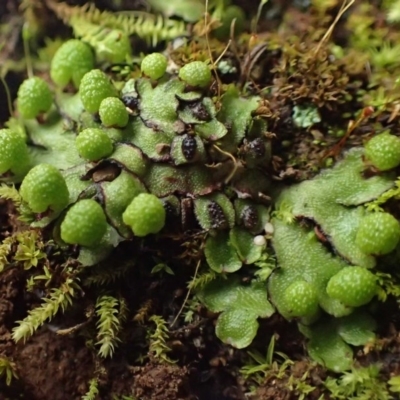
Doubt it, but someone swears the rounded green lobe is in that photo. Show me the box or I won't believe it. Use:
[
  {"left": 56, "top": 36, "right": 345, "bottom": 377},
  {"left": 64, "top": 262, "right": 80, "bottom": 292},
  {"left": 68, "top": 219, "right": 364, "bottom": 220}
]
[
  {"left": 326, "top": 266, "right": 377, "bottom": 307},
  {"left": 61, "top": 199, "right": 107, "bottom": 247},
  {"left": 355, "top": 212, "right": 400, "bottom": 255},
  {"left": 216, "top": 308, "right": 259, "bottom": 349},
  {"left": 17, "top": 77, "right": 53, "bottom": 119},
  {"left": 50, "top": 39, "right": 94, "bottom": 88},
  {"left": 76, "top": 128, "right": 114, "bottom": 161},
  {"left": 365, "top": 132, "right": 400, "bottom": 171},
  {"left": 122, "top": 193, "right": 166, "bottom": 237},
  {"left": 20, "top": 164, "right": 69, "bottom": 214},
  {"left": 79, "top": 69, "right": 117, "bottom": 113},
  {"left": 178, "top": 61, "right": 212, "bottom": 88},
  {"left": 99, "top": 97, "right": 129, "bottom": 128},
  {"left": 141, "top": 53, "right": 168, "bottom": 80},
  {"left": 0, "top": 129, "right": 30, "bottom": 176}
]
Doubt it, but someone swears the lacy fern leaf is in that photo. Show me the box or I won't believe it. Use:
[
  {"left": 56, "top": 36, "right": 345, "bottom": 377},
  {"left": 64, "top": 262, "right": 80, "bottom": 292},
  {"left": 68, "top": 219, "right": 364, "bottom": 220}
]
[{"left": 46, "top": 1, "right": 187, "bottom": 47}]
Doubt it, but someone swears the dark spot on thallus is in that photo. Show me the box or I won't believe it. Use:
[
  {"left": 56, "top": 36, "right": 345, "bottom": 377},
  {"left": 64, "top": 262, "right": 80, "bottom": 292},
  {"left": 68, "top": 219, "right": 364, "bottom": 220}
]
[
  {"left": 182, "top": 135, "right": 197, "bottom": 160},
  {"left": 207, "top": 201, "right": 228, "bottom": 229}
]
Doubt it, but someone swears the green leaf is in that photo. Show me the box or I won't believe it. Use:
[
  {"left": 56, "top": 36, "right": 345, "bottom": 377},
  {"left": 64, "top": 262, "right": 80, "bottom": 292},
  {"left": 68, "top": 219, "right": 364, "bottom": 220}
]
[
  {"left": 199, "top": 277, "right": 274, "bottom": 317},
  {"left": 229, "top": 227, "right": 264, "bottom": 264},
  {"left": 128, "top": 119, "right": 175, "bottom": 161},
  {"left": 24, "top": 110, "right": 82, "bottom": 171},
  {"left": 270, "top": 148, "right": 397, "bottom": 323},
  {"left": 337, "top": 311, "right": 376, "bottom": 346},
  {"left": 307, "top": 322, "right": 353, "bottom": 372},
  {"left": 274, "top": 148, "right": 394, "bottom": 268},
  {"left": 195, "top": 118, "right": 228, "bottom": 141},
  {"left": 217, "top": 86, "right": 260, "bottom": 147},
  {"left": 78, "top": 225, "right": 124, "bottom": 266},
  {"left": 136, "top": 78, "right": 185, "bottom": 135},
  {"left": 269, "top": 219, "right": 351, "bottom": 319},
  {"left": 198, "top": 277, "right": 274, "bottom": 349},
  {"left": 304, "top": 311, "right": 376, "bottom": 372},
  {"left": 216, "top": 308, "right": 259, "bottom": 349},
  {"left": 197, "top": 276, "right": 242, "bottom": 312},
  {"left": 108, "top": 143, "right": 149, "bottom": 177},
  {"left": 204, "top": 232, "right": 242, "bottom": 273},
  {"left": 144, "top": 163, "right": 217, "bottom": 197}
]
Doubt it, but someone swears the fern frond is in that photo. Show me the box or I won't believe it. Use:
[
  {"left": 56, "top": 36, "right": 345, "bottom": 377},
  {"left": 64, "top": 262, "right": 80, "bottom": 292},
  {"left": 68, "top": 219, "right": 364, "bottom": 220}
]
[
  {"left": 95, "top": 295, "right": 125, "bottom": 358},
  {"left": 46, "top": 1, "right": 187, "bottom": 47},
  {"left": 82, "top": 378, "right": 99, "bottom": 400},
  {"left": 12, "top": 278, "right": 79, "bottom": 343},
  {"left": 84, "top": 261, "right": 132, "bottom": 286},
  {"left": 148, "top": 315, "right": 175, "bottom": 364}
]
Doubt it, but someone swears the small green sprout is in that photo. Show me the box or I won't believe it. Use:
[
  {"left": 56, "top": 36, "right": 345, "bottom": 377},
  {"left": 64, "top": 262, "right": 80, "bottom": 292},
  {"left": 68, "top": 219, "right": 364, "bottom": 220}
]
[
  {"left": 0, "top": 357, "right": 18, "bottom": 386},
  {"left": 14, "top": 231, "right": 46, "bottom": 270}
]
